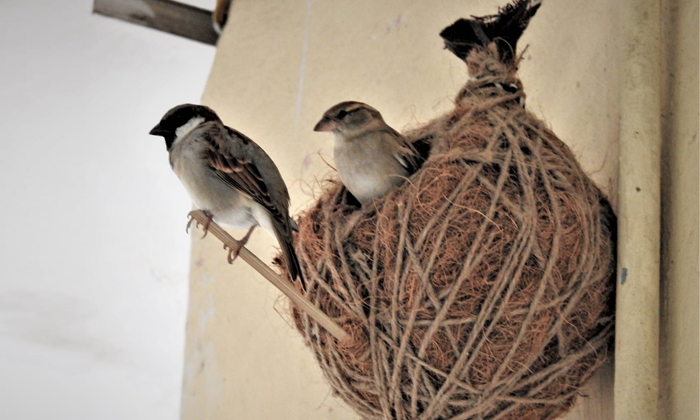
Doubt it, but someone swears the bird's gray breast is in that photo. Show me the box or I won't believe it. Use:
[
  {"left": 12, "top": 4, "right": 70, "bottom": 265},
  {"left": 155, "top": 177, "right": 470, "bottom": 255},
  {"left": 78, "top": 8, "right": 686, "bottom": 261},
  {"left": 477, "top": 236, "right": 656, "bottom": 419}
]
[
  {"left": 334, "top": 134, "right": 408, "bottom": 204},
  {"left": 169, "top": 135, "right": 258, "bottom": 230}
]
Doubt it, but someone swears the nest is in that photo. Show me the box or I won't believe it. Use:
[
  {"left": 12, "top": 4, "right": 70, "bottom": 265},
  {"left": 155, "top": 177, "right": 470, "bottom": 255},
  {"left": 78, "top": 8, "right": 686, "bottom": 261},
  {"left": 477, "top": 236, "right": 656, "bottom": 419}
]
[{"left": 277, "top": 3, "right": 616, "bottom": 419}]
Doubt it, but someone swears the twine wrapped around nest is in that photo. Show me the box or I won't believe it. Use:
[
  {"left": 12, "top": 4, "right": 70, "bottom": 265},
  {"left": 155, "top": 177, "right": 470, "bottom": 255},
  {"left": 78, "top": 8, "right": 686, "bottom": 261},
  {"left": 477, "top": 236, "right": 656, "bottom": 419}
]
[{"left": 277, "top": 2, "right": 616, "bottom": 419}]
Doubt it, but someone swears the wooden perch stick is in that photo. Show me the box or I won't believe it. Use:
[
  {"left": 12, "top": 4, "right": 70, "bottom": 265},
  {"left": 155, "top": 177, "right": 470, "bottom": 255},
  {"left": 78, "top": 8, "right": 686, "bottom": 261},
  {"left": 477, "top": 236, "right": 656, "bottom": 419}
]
[{"left": 188, "top": 210, "right": 349, "bottom": 341}]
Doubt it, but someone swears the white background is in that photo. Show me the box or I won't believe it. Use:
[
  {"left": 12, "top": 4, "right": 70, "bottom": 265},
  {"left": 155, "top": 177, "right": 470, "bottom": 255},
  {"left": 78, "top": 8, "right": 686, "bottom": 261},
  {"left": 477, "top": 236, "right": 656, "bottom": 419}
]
[{"left": 0, "top": 1, "right": 215, "bottom": 419}]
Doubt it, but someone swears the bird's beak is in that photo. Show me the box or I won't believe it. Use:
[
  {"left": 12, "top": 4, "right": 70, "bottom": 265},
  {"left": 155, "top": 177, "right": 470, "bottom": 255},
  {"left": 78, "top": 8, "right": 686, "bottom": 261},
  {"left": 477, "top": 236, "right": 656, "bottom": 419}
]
[
  {"left": 313, "top": 117, "right": 337, "bottom": 132},
  {"left": 149, "top": 124, "right": 167, "bottom": 137}
]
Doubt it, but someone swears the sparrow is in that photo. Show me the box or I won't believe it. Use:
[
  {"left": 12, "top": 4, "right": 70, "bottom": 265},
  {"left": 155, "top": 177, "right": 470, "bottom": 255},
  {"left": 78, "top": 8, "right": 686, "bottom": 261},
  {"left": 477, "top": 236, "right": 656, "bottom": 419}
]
[
  {"left": 314, "top": 101, "right": 423, "bottom": 205},
  {"left": 149, "top": 104, "right": 303, "bottom": 283}
]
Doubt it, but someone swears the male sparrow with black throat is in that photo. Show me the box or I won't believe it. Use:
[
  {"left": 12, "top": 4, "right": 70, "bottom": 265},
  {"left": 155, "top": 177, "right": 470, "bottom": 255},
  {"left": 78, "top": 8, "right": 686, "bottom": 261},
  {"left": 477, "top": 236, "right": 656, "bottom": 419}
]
[{"left": 149, "top": 104, "right": 303, "bottom": 282}]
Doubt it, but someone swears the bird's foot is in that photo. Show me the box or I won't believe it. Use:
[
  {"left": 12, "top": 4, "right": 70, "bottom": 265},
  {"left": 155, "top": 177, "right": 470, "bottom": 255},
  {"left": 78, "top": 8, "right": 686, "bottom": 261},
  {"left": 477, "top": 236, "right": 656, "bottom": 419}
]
[
  {"left": 186, "top": 210, "right": 214, "bottom": 238},
  {"left": 223, "top": 243, "right": 242, "bottom": 263},
  {"left": 223, "top": 225, "right": 256, "bottom": 263}
]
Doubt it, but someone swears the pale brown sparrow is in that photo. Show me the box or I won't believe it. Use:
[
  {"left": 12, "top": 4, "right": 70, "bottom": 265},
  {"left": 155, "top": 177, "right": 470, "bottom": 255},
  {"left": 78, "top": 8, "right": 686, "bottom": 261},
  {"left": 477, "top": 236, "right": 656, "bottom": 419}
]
[
  {"left": 314, "top": 101, "right": 423, "bottom": 205},
  {"left": 149, "top": 104, "right": 302, "bottom": 282}
]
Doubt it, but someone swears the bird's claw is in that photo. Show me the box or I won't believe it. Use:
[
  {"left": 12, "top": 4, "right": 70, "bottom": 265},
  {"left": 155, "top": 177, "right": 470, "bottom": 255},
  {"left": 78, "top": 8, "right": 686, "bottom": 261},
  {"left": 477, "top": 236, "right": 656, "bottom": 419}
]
[
  {"left": 186, "top": 211, "right": 214, "bottom": 238},
  {"left": 223, "top": 243, "right": 243, "bottom": 264},
  {"left": 199, "top": 215, "right": 213, "bottom": 238},
  {"left": 185, "top": 214, "right": 196, "bottom": 233},
  {"left": 221, "top": 225, "right": 255, "bottom": 264}
]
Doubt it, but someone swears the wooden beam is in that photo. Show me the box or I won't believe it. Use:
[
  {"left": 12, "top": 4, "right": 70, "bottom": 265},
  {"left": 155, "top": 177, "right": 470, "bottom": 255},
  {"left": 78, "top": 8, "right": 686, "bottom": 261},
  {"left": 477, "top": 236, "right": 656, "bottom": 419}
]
[{"left": 93, "top": 0, "right": 218, "bottom": 46}]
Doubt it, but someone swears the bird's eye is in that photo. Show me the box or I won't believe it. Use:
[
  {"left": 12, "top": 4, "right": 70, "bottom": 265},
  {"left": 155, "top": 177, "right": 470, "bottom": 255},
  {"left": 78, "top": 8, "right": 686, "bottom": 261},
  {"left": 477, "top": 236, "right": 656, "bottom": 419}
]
[{"left": 337, "top": 110, "right": 348, "bottom": 119}]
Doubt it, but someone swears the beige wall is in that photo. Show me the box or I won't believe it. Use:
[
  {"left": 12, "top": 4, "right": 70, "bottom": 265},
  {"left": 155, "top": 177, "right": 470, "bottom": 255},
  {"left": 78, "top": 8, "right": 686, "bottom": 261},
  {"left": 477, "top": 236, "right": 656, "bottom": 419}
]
[{"left": 178, "top": 1, "right": 686, "bottom": 419}]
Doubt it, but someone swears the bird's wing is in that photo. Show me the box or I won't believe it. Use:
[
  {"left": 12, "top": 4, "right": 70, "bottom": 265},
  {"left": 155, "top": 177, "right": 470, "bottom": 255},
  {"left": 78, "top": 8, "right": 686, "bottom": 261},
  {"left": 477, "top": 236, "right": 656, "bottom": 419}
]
[
  {"left": 200, "top": 124, "right": 291, "bottom": 226},
  {"left": 383, "top": 128, "right": 424, "bottom": 174},
  {"left": 201, "top": 124, "right": 302, "bottom": 282}
]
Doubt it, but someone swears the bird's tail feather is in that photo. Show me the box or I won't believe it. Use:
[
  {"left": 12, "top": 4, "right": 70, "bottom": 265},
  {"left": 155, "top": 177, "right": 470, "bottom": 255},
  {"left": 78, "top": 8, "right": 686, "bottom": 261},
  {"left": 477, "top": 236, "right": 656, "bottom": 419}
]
[{"left": 273, "top": 222, "right": 304, "bottom": 287}]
